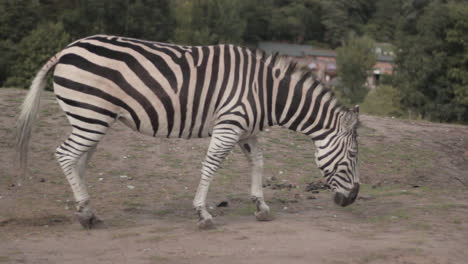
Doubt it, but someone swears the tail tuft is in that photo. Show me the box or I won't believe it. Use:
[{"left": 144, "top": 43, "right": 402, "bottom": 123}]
[{"left": 16, "top": 54, "right": 60, "bottom": 177}]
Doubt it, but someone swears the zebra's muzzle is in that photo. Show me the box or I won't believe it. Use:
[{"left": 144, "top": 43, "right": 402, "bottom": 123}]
[{"left": 334, "top": 183, "right": 360, "bottom": 207}]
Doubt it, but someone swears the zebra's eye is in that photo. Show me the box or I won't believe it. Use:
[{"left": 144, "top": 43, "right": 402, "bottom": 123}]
[{"left": 348, "top": 151, "right": 357, "bottom": 158}]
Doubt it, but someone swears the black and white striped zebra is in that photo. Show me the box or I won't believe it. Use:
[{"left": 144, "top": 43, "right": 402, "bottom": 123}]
[{"left": 17, "top": 35, "right": 360, "bottom": 229}]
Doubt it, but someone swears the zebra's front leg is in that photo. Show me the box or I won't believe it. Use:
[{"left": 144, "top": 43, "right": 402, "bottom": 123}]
[
  {"left": 193, "top": 127, "right": 241, "bottom": 229},
  {"left": 239, "top": 136, "right": 271, "bottom": 221}
]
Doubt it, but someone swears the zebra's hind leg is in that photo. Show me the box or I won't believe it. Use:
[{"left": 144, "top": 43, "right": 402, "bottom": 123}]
[
  {"left": 193, "top": 126, "right": 242, "bottom": 229},
  {"left": 239, "top": 136, "right": 271, "bottom": 221},
  {"left": 74, "top": 145, "right": 102, "bottom": 228},
  {"left": 56, "top": 130, "right": 105, "bottom": 229}
]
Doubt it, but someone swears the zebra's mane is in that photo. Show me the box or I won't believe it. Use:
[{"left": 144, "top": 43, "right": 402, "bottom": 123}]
[{"left": 253, "top": 48, "right": 349, "bottom": 115}]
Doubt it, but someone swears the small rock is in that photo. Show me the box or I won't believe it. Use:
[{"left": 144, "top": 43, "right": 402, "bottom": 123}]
[
  {"left": 311, "top": 190, "right": 320, "bottom": 194},
  {"left": 39, "top": 178, "right": 46, "bottom": 183},
  {"left": 98, "top": 178, "right": 104, "bottom": 181},
  {"left": 127, "top": 177, "right": 133, "bottom": 181},
  {"left": 216, "top": 201, "right": 229, "bottom": 207},
  {"left": 120, "top": 175, "right": 128, "bottom": 179},
  {"left": 283, "top": 206, "right": 288, "bottom": 210},
  {"left": 412, "top": 185, "right": 420, "bottom": 188},
  {"left": 307, "top": 195, "right": 316, "bottom": 200},
  {"left": 98, "top": 172, "right": 104, "bottom": 176},
  {"left": 127, "top": 185, "right": 135, "bottom": 190}
]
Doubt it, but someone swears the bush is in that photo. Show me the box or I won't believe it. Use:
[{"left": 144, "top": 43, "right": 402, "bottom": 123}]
[
  {"left": 5, "top": 22, "right": 70, "bottom": 90},
  {"left": 360, "top": 85, "right": 405, "bottom": 117}
]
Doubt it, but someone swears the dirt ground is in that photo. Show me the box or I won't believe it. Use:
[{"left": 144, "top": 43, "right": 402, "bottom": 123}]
[{"left": 1, "top": 88, "right": 467, "bottom": 264}]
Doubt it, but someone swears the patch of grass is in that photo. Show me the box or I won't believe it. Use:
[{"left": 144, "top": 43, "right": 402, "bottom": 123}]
[
  {"left": 122, "top": 201, "right": 145, "bottom": 209},
  {"left": 111, "top": 232, "right": 140, "bottom": 239},
  {"left": 149, "top": 226, "right": 174, "bottom": 233},
  {"left": 359, "top": 139, "right": 437, "bottom": 179},
  {"left": 411, "top": 222, "right": 432, "bottom": 230},
  {"left": 103, "top": 152, "right": 118, "bottom": 161},
  {"left": 0, "top": 256, "right": 11, "bottom": 263},
  {"left": 150, "top": 255, "right": 169, "bottom": 262},
  {"left": 229, "top": 203, "right": 256, "bottom": 216},
  {"left": 136, "top": 235, "right": 164, "bottom": 243},
  {"left": 359, "top": 252, "right": 390, "bottom": 264}
]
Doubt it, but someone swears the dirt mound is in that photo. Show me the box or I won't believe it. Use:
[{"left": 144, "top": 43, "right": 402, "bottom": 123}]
[{"left": 1, "top": 88, "right": 467, "bottom": 264}]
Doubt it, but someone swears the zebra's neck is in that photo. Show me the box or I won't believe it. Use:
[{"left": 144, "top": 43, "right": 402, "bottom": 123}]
[{"left": 264, "top": 58, "right": 346, "bottom": 141}]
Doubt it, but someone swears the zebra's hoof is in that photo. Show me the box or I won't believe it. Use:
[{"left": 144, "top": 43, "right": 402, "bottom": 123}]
[
  {"left": 254, "top": 199, "right": 272, "bottom": 221},
  {"left": 198, "top": 217, "right": 215, "bottom": 230},
  {"left": 76, "top": 206, "right": 103, "bottom": 229},
  {"left": 255, "top": 209, "right": 272, "bottom": 221}
]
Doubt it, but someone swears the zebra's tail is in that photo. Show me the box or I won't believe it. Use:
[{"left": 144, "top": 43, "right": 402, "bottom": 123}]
[{"left": 16, "top": 53, "right": 61, "bottom": 177}]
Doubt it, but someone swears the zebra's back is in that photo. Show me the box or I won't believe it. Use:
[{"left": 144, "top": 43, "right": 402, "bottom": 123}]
[{"left": 53, "top": 35, "right": 264, "bottom": 139}]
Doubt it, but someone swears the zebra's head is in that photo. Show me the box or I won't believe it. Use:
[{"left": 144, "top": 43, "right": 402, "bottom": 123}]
[{"left": 314, "top": 105, "right": 360, "bottom": 207}]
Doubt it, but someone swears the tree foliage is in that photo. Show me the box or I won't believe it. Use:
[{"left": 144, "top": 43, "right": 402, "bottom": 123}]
[
  {"left": 336, "top": 34, "right": 376, "bottom": 105},
  {"left": 394, "top": 1, "right": 468, "bottom": 122},
  {"left": 5, "top": 22, "right": 70, "bottom": 89}
]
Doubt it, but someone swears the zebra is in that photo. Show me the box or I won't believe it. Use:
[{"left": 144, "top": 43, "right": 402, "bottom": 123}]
[{"left": 17, "top": 35, "right": 360, "bottom": 229}]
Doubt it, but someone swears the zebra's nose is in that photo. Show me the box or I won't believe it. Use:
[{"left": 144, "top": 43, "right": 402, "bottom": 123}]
[{"left": 334, "top": 183, "right": 360, "bottom": 207}]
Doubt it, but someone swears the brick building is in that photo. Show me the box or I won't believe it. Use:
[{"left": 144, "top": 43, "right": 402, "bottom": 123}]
[{"left": 258, "top": 42, "right": 394, "bottom": 89}]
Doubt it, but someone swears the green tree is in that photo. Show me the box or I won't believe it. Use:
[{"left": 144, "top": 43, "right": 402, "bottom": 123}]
[
  {"left": 269, "top": 0, "right": 324, "bottom": 43},
  {"left": 0, "top": 0, "right": 40, "bottom": 43},
  {"left": 59, "top": 0, "right": 174, "bottom": 41},
  {"left": 241, "top": 0, "right": 274, "bottom": 43},
  {"left": 394, "top": 2, "right": 468, "bottom": 122},
  {"left": 173, "top": 0, "right": 246, "bottom": 45},
  {"left": 336, "top": 34, "right": 377, "bottom": 104},
  {"left": 363, "top": 0, "right": 403, "bottom": 42},
  {"left": 321, "top": 0, "right": 375, "bottom": 48},
  {"left": 5, "top": 22, "right": 70, "bottom": 89}
]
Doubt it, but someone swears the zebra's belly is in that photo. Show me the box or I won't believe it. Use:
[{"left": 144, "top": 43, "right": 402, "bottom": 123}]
[{"left": 121, "top": 113, "right": 214, "bottom": 139}]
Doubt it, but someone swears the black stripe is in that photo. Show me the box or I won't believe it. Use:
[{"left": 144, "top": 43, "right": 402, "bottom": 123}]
[
  {"left": 177, "top": 49, "right": 191, "bottom": 137},
  {"left": 216, "top": 119, "right": 245, "bottom": 130},
  {"left": 265, "top": 61, "right": 274, "bottom": 126},
  {"left": 71, "top": 132, "right": 98, "bottom": 142},
  {"left": 319, "top": 146, "right": 345, "bottom": 171},
  {"left": 65, "top": 111, "right": 109, "bottom": 127},
  {"left": 90, "top": 36, "right": 179, "bottom": 93},
  {"left": 239, "top": 47, "right": 250, "bottom": 128},
  {"left": 198, "top": 46, "right": 220, "bottom": 138},
  {"left": 257, "top": 60, "right": 266, "bottom": 130},
  {"left": 301, "top": 88, "right": 330, "bottom": 132},
  {"left": 189, "top": 47, "right": 208, "bottom": 138},
  {"left": 278, "top": 74, "right": 308, "bottom": 126},
  {"left": 58, "top": 53, "right": 158, "bottom": 134},
  {"left": 56, "top": 94, "right": 117, "bottom": 119},
  {"left": 214, "top": 45, "right": 231, "bottom": 111},
  {"left": 275, "top": 74, "right": 291, "bottom": 122},
  {"left": 68, "top": 138, "right": 92, "bottom": 148},
  {"left": 72, "top": 124, "right": 104, "bottom": 135},
  {"left": 54, "top": 74, "right": 140, "bottom": 131},
  {"left": 288, "top": 85, "right": 315, "bottom": 131},
  {"left": 73, "top": 43, "right": 174, "bottom": 136},
  {"left": 220, "top": 46, "right": 241, "bottom": 111},
  {"left": 248, "top": 50, "right": 258, "bottom": 131}
]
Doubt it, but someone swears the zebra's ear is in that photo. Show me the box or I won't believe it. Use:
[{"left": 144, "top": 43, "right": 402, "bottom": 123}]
[{"left": 354, "top": 105, "right": 359, "bottom": 114}]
